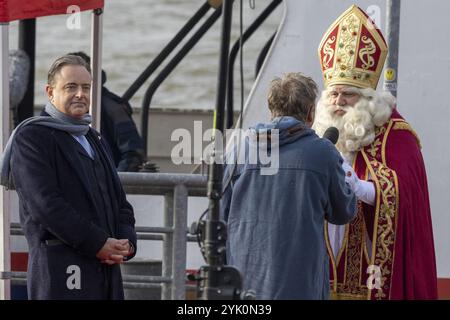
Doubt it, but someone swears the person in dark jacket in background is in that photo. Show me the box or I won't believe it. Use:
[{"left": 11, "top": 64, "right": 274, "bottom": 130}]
[
  {"left": 69, "top": 51, "right": 147, "bottom": 172},
  {"left": 9, "top": 49, "right": 30, "bottom": 127},
  {"left": 2, "top": 54, "right": 137, "bottom": 299}
]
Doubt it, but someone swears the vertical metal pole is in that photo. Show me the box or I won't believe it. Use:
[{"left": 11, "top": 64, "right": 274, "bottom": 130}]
[
  {"left": 200, "top": 0, "right": 234, "bottom": 300},
  {"left": 172, "top": 184, "right": 188, "bottom": 300},
  {"left": 17, "top": 19, "right": 35, "bottom": 124},
  {"left": 383, "top": 0, "right": 401, "bottom": 98},
  {"left": 0, "top": 23, "right": 11, "bottom": 300},
  {"left": 90, "top": 9, "right": 103, "bottom": 130},
  {"left": 207, "top": 0, "right": 232, "bottom": 231},
  {"left": 162, "top": 192, "right": 174, "bottom": 300}
]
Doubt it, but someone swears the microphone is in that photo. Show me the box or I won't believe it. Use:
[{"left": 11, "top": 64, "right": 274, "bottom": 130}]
[{"left": 323, "top": 127, "right": 339, "bottom": 145}]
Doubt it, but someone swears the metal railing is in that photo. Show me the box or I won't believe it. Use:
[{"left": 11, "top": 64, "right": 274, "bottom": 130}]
[
  {"left": 225, "top": 0, "right": 281, "bottom": 129},
  {"left": 10, "top": 172, "right": 208, "bottom": 300}
]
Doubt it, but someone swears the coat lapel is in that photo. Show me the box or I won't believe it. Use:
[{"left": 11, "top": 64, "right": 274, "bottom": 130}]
[{"left": 52, "top": 130, "right": 97, "bottom": 206}]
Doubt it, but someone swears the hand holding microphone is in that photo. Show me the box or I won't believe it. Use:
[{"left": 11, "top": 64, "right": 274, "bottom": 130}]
[{"left": 322, "top": 127, "right": 376, "bottom": 206}]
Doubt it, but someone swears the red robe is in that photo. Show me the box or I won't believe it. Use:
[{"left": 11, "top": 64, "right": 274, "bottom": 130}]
[{"left": 325, "top": 109, "right": 438, "bottom": 300}]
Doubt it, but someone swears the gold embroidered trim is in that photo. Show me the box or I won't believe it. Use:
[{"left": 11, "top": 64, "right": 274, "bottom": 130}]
[
  {"left": 366, "top": 124, "right": 386, "bottom": 159},
  {"left": 340, "top": 202, "right": 367, "bottom": 297},
  {"left": 369, "top": 162, "right": 398, "bottom": 299},
  {"left": 362, "top": 168, "right": 371, "bottom": 265},
  {"left": 329, "top": 119, "right": 399, "bottom": 300},
  {"left": 324, "top": 222, "right": 338, "bottom": 292},
  {"left": 336, "top": 224, "right": 348, "bottom": 265},
  {"left": 330, "top": 291, "right": 367, "bottom": 300}
]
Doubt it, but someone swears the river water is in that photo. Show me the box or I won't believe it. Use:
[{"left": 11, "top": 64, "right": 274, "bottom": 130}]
[{"left": 8, "top": 0, "right": 282, "bottom": 110}]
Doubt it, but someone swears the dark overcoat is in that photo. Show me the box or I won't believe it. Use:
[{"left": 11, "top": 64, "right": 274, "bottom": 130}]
[{"left": 10, "top": 119, "right": 137, "bottom": 300}]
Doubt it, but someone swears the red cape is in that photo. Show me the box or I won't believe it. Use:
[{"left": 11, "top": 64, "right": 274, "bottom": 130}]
[{"left": 326, "top": 109, "right": 438, "bottom": 299}]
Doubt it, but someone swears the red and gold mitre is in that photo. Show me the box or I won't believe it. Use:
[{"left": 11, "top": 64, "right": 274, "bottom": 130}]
[{"left": 318, "top": 5, "right": 388, "bottom": 89}]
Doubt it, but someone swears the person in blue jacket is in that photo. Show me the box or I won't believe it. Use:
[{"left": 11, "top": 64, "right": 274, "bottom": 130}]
[
  {"left": 2, "top": 54, "right": 137, "bottom": 299},
  {"left": 220, "top": 72, "right": 357, "bottom": 299}
]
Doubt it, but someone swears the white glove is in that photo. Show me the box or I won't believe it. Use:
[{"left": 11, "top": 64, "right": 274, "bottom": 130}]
[{"left": 341, "top": 161, "right": 376, "bottom": 206}]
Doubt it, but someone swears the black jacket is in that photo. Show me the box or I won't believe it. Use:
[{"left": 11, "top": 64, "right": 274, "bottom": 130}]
[
  {"left": 101, "top": 87, "right": 145, "bottom": 171},
  {"left": 10, "top": 121, "right": 137, "bottom": 299}
]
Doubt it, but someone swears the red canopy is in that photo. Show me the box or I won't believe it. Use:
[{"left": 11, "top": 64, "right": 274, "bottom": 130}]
[{"left": 0, "top": 0, "right": 104, "bottom": 23}]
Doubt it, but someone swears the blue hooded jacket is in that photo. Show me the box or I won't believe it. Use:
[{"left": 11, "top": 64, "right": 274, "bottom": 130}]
[{"left": 220, "top": 116, "right": 356, "bottom": 299}]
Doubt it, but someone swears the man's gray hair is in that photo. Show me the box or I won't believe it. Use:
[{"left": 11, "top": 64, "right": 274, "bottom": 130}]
[
  {"left": 268, "top": 72, "right": 318, "bottom": 121},
  {"left": 47, "top": 54, "right": 91, "bottom": 85}
]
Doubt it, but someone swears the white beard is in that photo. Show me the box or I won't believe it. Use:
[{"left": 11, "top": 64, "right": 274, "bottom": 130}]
[{"left": 313, "top": 90, "right": 395, "bottom": 162}]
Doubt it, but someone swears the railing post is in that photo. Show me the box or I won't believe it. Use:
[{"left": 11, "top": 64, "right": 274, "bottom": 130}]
[
  {"left": 172, "top": 184, "right": 188, "bottom": 299},
  {"left": 0, "top": 22, "right": 11, "bottom": 300},
  {"left": 162, "top": 192, "right": 174, "bottom": 300},
  {"left": 90, "top": 8, "right": 103, "bottom": 130}
]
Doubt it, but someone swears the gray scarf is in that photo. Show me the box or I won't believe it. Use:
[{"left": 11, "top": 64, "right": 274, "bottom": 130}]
[{"left": 0, "top": 102, "right": 92, "bottom": 189}]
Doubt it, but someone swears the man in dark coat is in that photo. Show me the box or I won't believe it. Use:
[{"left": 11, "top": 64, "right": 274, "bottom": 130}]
[{"left": 4, "top": 54, "right": 137, "bottom": 299}]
